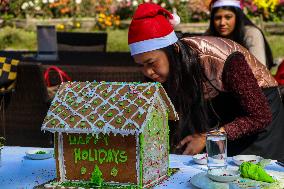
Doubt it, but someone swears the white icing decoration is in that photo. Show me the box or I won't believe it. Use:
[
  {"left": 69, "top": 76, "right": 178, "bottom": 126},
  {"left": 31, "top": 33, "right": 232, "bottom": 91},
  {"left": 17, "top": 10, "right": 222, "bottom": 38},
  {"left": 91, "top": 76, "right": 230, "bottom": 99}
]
[
  {"left": 58, "top": 133, "right": 66, "bottom": 181},
  {"left": 42, "top": 82, "right": 177, "bottom": 137}
]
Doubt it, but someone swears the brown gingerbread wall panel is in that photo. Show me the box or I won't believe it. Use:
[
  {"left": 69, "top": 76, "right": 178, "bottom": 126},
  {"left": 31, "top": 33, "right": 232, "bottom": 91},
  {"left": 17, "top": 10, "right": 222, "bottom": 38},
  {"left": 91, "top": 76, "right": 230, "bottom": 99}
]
[{"left": 62, "top": 133, "right": 138, "bottom": 183}]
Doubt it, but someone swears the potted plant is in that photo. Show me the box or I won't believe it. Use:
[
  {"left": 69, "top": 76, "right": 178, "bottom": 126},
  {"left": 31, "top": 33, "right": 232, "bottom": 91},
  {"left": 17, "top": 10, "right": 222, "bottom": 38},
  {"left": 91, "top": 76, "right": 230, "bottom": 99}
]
[
  {"left": 0, "top": 137, "right": 5, "bottom": 166},
  {"left": 0, "top": 136, "right": 4, "bottom": 147}
]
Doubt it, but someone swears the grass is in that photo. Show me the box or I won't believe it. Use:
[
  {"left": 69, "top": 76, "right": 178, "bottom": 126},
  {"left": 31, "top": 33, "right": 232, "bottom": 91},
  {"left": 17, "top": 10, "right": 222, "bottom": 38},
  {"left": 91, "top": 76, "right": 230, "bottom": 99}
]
[
  {"left": 106, "top": 28, "right": 129, "bottom": 52},
  {"left": 0, "top": 26, "right": 283, "bottom": 60},
  {"left": 0, "top": 26, "right": 36, "bottom": 50},
  {"left": 266, "top": 34, "right": 284, "bottom": 60}
]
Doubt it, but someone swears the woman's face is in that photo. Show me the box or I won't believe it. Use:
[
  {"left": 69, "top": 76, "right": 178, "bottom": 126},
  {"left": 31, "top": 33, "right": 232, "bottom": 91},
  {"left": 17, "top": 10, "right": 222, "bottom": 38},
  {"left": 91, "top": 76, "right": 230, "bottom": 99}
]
[
  {"left": 133, "top": 49, "right": 170, "bottom": 83},
  {"left": 213, "top": 8, "right": 236, "bottom": 37}
]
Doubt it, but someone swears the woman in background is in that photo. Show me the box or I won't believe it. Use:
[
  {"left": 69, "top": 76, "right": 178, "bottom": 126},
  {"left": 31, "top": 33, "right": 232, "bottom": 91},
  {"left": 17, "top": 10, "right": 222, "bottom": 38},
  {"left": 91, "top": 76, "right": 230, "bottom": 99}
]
[{"left": 206, "top": 0, "right": 274, "bottom": 69}]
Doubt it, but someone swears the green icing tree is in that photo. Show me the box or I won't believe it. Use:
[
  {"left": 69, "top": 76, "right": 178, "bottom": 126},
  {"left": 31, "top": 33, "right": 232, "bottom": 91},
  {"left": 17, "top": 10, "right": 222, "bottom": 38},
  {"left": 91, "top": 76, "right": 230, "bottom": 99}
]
[{"left": 90, "top": 165, "right": 104, "bottom": 186}]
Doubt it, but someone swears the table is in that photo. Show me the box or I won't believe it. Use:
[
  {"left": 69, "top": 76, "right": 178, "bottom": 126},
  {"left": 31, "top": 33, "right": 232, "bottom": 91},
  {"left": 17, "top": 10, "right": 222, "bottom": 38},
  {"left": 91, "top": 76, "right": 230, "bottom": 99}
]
[{"left": 0, "top": 146, "right": 283, "bottom": 189}]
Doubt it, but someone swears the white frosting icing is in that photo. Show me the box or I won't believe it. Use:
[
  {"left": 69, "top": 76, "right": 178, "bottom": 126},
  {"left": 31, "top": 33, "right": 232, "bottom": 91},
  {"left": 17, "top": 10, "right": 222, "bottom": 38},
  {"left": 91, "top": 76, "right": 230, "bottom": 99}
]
[
  {"left": 58, "top": 133, "right": 66, "bottom": 181},
  {"left": 42, "top": 82, "right": 177, "bottom": 135}
]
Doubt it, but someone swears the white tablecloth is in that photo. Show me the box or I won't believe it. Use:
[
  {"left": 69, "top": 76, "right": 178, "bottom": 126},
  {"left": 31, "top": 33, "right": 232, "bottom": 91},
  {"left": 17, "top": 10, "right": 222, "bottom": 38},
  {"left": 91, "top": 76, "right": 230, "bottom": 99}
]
[{"left": 0, "top": 146, "right": 283, "bottom": 189}]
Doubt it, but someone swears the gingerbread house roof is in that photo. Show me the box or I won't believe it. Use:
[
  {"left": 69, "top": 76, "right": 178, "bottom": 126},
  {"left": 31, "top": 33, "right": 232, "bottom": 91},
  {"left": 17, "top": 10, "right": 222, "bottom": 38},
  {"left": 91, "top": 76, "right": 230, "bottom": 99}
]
[{"left": 41, "top": 81, "right": 178, "bottom": 135}]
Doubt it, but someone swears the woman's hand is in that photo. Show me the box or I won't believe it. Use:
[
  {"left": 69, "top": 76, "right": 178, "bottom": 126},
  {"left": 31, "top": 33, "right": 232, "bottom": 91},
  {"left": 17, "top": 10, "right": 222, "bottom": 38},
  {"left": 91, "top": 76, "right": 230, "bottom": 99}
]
[{"left": 177, "top": 133, "right": 206, "bottom": 155}]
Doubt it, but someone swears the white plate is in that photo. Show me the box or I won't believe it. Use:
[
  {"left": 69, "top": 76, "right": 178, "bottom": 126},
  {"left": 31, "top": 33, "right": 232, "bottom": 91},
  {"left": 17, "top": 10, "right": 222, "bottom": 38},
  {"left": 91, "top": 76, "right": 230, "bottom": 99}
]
[
  {"left": 25, "top": 149, "right": 53, "bottom": 160},
  {"left": 207, "top": 168, "right": 240, "bottom": 183},
  {"left": 193, "top": 153, "right": 207, "bottom": 165},
  {"left": 232, "top": 155, "right": 263, "bottom": 166}
]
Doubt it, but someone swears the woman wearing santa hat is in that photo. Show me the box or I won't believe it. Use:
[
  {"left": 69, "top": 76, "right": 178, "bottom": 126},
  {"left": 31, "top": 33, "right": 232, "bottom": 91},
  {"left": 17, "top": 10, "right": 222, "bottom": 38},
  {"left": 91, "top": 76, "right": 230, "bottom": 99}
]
[
  {"left": 128, "top": 3, "right": 284, "bottom": 160},
  {"left": 206, "top": 0, "right": 274, "bottom": 69}
]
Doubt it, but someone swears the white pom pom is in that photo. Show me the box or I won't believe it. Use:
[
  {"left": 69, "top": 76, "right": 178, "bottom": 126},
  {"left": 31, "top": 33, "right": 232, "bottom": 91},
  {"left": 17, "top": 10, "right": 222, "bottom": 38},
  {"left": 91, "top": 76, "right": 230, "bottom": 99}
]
[{"left": 169, "top": 13, "right": 180, "bottom": 27}]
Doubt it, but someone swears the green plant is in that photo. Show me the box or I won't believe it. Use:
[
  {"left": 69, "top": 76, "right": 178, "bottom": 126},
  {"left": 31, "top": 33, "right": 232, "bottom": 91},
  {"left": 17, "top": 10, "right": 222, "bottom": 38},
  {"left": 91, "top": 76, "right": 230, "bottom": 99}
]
[{"left": 0, "top": 137, "right": 5, "bottom": 147}]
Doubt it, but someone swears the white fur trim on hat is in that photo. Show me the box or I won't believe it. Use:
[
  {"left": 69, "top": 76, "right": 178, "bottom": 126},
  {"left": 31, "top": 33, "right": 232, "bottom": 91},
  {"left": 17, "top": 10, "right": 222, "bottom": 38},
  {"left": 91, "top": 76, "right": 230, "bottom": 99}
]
[
  {"left": 129, "top": 31, "right": 178, "bottom": 56},
  {"left": 169, "top": 13, "right": 180, "bottom": 27},
  {"left": 212, "top": 0, "right": 241, "bottom": 8}
]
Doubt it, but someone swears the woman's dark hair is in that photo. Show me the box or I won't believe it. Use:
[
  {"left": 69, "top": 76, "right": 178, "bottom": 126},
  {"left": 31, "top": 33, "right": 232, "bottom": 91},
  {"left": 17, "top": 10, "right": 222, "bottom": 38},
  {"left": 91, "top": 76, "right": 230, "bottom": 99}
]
[
  {"left": 161, "top": 40, "right": 209, "bottom": 150},
  {"left": 208, "top": 6, "right": 274, "bottom": 69}
]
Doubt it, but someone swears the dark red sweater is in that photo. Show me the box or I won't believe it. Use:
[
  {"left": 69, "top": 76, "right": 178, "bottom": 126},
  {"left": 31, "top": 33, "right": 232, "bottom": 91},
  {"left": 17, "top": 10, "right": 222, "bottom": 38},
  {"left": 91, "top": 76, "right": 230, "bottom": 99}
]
[{"left": 222, "top": 53, "right": 272, "bottom": 140}]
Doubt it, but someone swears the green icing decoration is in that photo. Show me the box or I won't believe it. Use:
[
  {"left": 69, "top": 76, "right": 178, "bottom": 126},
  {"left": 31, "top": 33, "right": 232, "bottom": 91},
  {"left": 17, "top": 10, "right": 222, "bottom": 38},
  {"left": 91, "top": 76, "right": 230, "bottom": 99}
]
[
  {"left": 103, "top": 93, "right": 108, "bottom": 97},
  {"left": 78, "top": 135, "right": 86, "bottom": 144},
  {"left": 101, "top": 106, "right": 106, "bottom": 110},
  {"left": 119, "top": 102, "right": 124, "bottom": 106},
  {"left": 93, "top": 136, "right": 99, "bottom": 144},
  {"left": 129, "top": 94, "right": 133, "bottom": 97},
  {"left": 68, "top": 99, "right": 73, "bottom": 103},
  {"left": 35, "top": 151, "right": 46, "bottom": 154},
  {"left": 139, "top": 134, "right": 144, "bottom": 188},
  {"left": 146, "top": 91, "right": 151, "bottom": 95},
  {"left": 98, "top": 149, "right": 107, "bottom": 164},
  {"left": 81, "top": 167, "right": 87, "bottom": 175},
  {"left": 240, "top": 162, "right": 276, "bottom": 183},
  {"left": 56, "top": 108, "right": 62, "bottom": 113},
  {"left": 111, "top": 167, "right": 118, "bottom": 177},
  {"left": 106, "top": 149, "right": 113, "bottom": 163},
  {"left": 73, "top": 148, "right": 127, "bottom": 165},
  {"left": 138, "top": 99, "right": 142, "bottom": 104},
  {"left": 74, "top": 103, "right": 79, "bottom": 107},
  {"left": 63, "top": 112, "right": 68, "bottom": 117},
  {"left": 107, "top": 112, "right": 113, "bottom": 117},
  {"left": 90, "top": 115, "right": 95, "bottom": 120},
  {"left": 119, "top": 151, "right": 127, "bottom": 163},
  {"left": 126, "top": 108, "right": 131, "bottom": 113},
  {"left": 80, "top": 121, "right": 86, "bottom": 128},
  {"left": 90, "top": 165, "right": 104, "bottom": 187},
  {"left": 81, "top": 109, "right": 86, "bottom": 113},
  {"left": 51, "top": 120, "right": 56, "bottom": 125},
  {"left": 52, "top": 102, "right": 57, "bottom": 107},
  {"left": 89, "top": 149, "right": 95, "bottom": 161},
  {"left": 70, "top": 117, "right": 75, "bottom": 122},
  {"left": 82, "top": 150, "right": 88, "bottom": 160},
  {"left": 103, "top": 135, "right": 109, "bottom": 146},
  {"left": 111, "top": 97, "right": 116, "bottom": 102},
  {"left": 55, "top": 181, "right": 137, "bottom": 188},
  {"left": 69, "top": 135, "right": 76, "bottom": 145},
  {"left": 77, "top": 85, "right": 81, "bottom": 89},
  {"left": 116, "top": 118, "right": 122, "bottom": 124},
  {"left": 97, "top": 121, "right": 104, "bottom": 127},
  {"left": 74, "top": 148, "right": 81, "bottom": 163},
  {"left": 59, "top": 124, "right": 65, "bottom": 128},
  {"left": 93, "top": 100, "right": 98, "bottom": 105},
  {"left": 137, "top": 113, "right": 142, "bottom": 119}
]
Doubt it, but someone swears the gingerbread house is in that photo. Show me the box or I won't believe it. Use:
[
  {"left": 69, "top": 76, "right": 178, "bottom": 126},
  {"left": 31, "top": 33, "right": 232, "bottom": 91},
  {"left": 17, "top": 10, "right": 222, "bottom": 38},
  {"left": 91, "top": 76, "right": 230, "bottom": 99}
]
[{"left": 41, "top": 81, "right": 178, "bottom": 188}]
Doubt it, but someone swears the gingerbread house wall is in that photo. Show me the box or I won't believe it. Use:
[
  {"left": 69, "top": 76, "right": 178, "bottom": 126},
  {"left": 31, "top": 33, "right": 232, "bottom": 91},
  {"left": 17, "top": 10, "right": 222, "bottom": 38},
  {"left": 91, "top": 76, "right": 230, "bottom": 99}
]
[
  {"left": 141, "top": 98, "right": 169, "bottom": 187},
  {"left": 55, "top": 132, "right": 138, "bottom": 184}
]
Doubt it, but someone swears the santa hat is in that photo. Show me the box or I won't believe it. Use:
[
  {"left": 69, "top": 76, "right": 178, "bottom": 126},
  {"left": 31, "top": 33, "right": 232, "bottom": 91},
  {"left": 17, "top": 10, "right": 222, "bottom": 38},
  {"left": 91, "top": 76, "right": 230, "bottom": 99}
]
[
  {"left": 211, "top": 0, "right": 241, "bottom": 9},
  {"left": 128, "top": 3, "right": 180, "bottom": 56}
]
